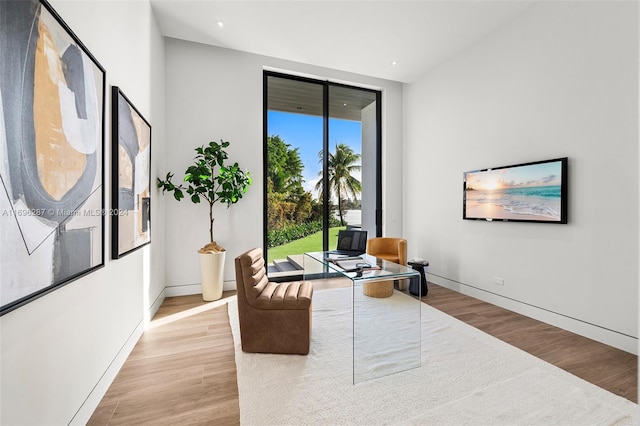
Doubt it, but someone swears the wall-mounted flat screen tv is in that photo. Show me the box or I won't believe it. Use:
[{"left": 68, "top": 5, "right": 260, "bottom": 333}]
[{"left": 463, "top": 157, "right": 568, "bottom": 223}]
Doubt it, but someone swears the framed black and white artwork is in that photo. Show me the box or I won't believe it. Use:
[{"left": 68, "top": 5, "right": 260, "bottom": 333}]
[
  {"left": 0, "top": 0, "right": 106, "bottom": 315},
  {"left": 111, "top": 86, "right": 151, "bottom": 259}
]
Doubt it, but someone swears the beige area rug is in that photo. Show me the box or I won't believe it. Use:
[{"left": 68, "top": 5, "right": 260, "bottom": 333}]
[{"left": 228, "top": 288, "right": 638, "bottom": 425}]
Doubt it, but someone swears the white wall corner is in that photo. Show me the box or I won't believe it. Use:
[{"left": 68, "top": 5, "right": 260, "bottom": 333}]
[{"left": 148, "top": 288, "right": 166, "bottom": 323}]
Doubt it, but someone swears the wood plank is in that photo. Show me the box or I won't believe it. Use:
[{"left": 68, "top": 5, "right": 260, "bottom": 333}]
[
  {"left": 422, "top": 282, "right": 637, "bottom": 403},
  {"left": 88, "top": 296, "right": 240, "bottom": 426},
  {"left": 89, "top": 282, "right": 636, "bottom": 425}
]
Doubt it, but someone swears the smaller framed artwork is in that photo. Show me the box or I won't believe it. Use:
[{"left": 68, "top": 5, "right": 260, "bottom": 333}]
[{"left": 111, "top": 86, "right": 151, "bottom": 259}]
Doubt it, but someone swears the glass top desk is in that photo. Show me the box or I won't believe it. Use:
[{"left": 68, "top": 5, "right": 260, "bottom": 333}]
[{"left": 304, "top": 251, "right": 422, "bottom": 384}]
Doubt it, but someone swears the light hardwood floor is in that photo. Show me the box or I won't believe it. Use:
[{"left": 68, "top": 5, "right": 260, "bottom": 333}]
[{"left": 89, "top": 282, "right": 637, "bottom": 425}]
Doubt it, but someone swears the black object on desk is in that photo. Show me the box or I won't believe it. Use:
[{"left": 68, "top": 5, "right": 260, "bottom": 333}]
[{"left": 408, "top": 259, "right": 429, "bottom": 297}]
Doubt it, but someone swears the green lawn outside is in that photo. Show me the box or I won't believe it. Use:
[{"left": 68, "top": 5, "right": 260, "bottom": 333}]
[{"left": 267, "top": 226, "right": 346, "bottom": 261}]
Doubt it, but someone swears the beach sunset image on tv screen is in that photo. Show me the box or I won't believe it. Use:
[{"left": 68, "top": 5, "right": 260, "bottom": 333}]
[{"left": 463, "top": 158, "right": 568, "bottom": 223}]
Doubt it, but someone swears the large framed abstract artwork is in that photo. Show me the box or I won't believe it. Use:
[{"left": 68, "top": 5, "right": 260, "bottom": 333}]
[
  {"left": 111, "top": 87, "right": 151, "bottom": 259},
  {"left": 0, "top": 0, "right": 106, "bottom": 315}
]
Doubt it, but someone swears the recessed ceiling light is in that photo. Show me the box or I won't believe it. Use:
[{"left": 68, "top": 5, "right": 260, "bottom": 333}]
[
  {"left": 391, "top": 61, "right": 399, "bottom": 66},
  {"left": 216, "top": 20, "right": 224, "bottom": 28},
  {"left": 343, "top": 103, "right": 347, "bottom": 106}
]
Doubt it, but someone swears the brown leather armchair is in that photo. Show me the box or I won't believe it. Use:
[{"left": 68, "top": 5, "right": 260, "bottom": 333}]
[
  {"left": 366, "top": 237, "right": 407, "bottom": 266},
  {"left": 364, "top": 237, "right": 408, "bottom": 296},
  {"left": 234, "top": 248, "right": 313, "bottom": 355}
]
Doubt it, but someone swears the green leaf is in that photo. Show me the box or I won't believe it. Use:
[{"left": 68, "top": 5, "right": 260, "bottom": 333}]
[{"left": 157, "top": 139, "right": 251, "bottom": 222}]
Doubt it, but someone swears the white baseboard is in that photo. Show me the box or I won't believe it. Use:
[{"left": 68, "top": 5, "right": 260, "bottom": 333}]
[
  {"left": 70, "top": 281, "right": 236, "bottom": 423},
  {"left": 223, "top": 280, "right": 236, "bottom": 292},
  {"left": 148, "top": 289, "right": 166, "bottom": 323},
  {"left": 429, "top": 275, "right": 638, "bottom": 355},
  {"left": 69, "top": 321, "right": 144, "bottom": 425},
  {"left": 165, "top": 280, "right": 236, "bottom": 297},
  {"left": 165, "top": 283, "right": 201, "bottom": 297},
  {"left": 70, "top": 290, "right": 165, "bottom": 424}
]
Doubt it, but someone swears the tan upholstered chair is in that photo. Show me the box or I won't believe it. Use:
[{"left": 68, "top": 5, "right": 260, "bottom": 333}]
[
  {"left": 234, "top": 248, "right": 313, "bottom": 355},
  {"left": 364, "top": 237, "right": 408, "bottom": 297},
  {"left": 366, "top": 237, "right": 408, "bottom": 265}
]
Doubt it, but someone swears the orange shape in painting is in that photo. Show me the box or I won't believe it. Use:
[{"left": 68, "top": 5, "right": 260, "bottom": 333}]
[{"left": 33, "top": 19, "right": 86, "bottom": 201}]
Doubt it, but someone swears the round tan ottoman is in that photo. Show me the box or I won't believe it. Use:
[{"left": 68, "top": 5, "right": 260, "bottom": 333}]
[{"left": 362, "top": 280, "right": 393, "bottom": 298}]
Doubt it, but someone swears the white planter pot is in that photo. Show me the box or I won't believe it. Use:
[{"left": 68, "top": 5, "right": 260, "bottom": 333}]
[{"left": 199, "top": 251, "right": 226, "bottom": 301}]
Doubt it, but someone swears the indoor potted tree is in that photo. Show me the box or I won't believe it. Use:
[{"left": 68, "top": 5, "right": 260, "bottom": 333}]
[{"left": 158, "top": 139, "right": 251, "bottom": 301}]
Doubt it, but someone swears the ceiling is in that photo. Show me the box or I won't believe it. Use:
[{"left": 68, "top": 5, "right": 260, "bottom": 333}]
[
  {"left": 150, "top": 1, "right": 535, "bottom": 84},
  {"left": 267, "top": 75, "right": 378, "bottom": 120}
]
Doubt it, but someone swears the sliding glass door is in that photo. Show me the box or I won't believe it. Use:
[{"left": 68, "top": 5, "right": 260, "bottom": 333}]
[{"left": 264, "top": 72, "right": 381, "bottom": 278}]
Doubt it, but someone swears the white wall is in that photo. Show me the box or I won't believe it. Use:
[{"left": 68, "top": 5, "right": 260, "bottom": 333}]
[
  {"left": 404, "top": 1, "right": 638, "bottom": 353},
  {"left": 0, "top": 1, "right": 165, "bottom": 424},
  {"left": 361, "top": 101, "right": 378, "bottom": 236},
  {"left": 163, "top": 39, "right": 403, "bottom": 295}
]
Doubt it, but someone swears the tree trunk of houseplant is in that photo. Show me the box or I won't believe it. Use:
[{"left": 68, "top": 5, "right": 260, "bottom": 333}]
[{"left": 198, "top": 241, "right": 225, "bottom": 301}]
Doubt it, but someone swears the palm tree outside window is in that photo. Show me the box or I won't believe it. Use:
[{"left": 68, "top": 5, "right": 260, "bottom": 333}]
[{"left": 315, "top": 143, "right": 362, "bottom": 227}]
